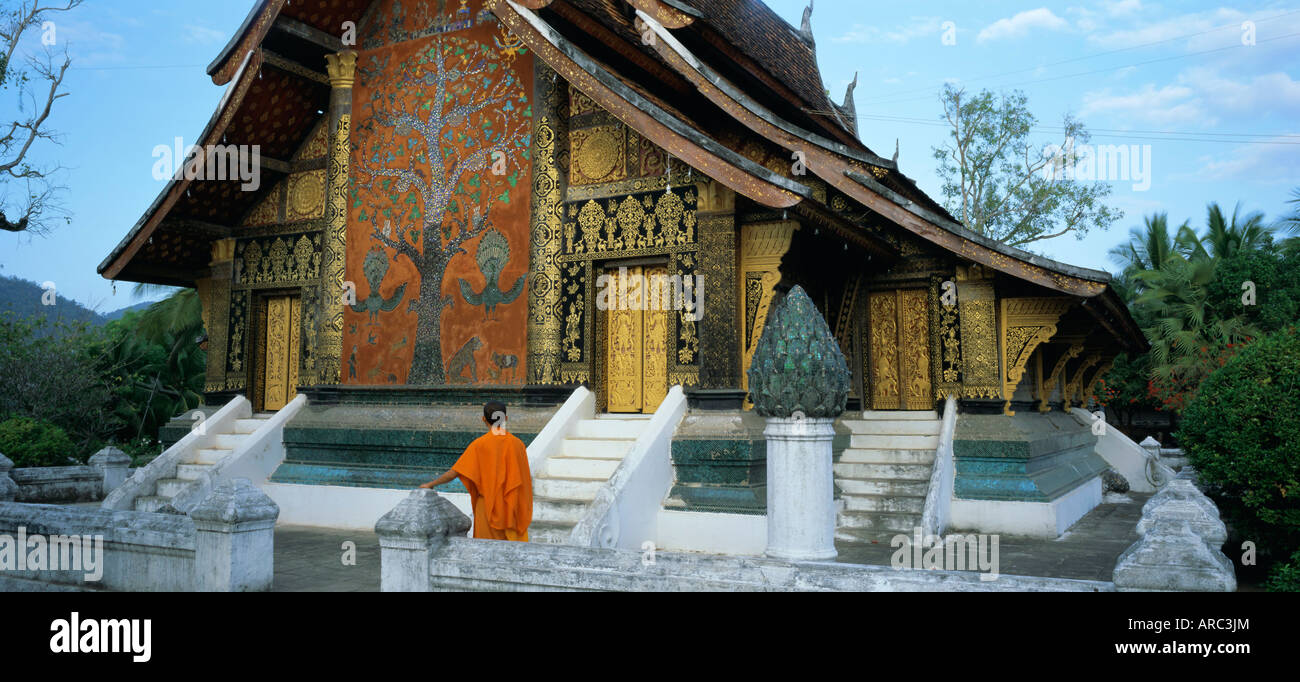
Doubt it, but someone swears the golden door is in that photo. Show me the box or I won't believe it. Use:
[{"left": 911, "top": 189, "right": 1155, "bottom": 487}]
[
  {"left": 261, "top": 295, "right": 301, "bottom": 412},
  {"left": 868, "top": 289, "right": 933, "bottom": 410},
  {"left": 606, "top": 265, "right": 669, "bottom": 413}
]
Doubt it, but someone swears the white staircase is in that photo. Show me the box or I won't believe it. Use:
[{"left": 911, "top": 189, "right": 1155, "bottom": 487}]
[
  {"left": 529, "top": 413, "right": 654, "bottom": 543},
  {"left": 133, "top": 414, "right": 273, "bottom": 512},
  {"left": 835, "top": 410, "right": 942, "bottom": 542}
]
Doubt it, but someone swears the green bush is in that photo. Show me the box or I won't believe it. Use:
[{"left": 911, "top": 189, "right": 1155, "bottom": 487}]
[
  {"left": 1178, "top": 327, "right": 1300, "bottom": 564},
  {"left": 0, "top": 417, "right": 77, "bottom": 468},
  {"left": 1267, "top": 549, "right": 1300, "bottom": 592}
]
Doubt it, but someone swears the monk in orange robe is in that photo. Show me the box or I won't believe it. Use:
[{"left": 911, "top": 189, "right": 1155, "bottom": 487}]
[{"left": 419, "top": 401, "right": 532, "bottom": 542}]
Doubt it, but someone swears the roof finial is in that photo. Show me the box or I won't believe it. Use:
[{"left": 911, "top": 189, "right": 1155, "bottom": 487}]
[
  {"left": 839, "top": 72, "right": 859, "bottom": 137},
  {"left": 798, "top": 0, "right": 815, "bottom": 46},
  {"left": 893, "top": 138, "right": 900, "bottom": 165}
]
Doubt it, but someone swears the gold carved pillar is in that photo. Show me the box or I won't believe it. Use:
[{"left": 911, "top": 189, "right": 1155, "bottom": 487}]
[
  {"left": 696, "top": 180, "right": 740, "bottom": 390},
  {"left": 1064, "top": 351, "right": 1103, "bottom": 411},
  {"left": 527, "top": 62, "right": 567, "bottom": 384},
  {"left": 1041, "top": 340, "right": 1084, "bottom": 412},
  {"left": 739, "top": 220, "right": 796, "bottom": 404},
  {"left": 999, "top": 297, "right": 1071, "bottom": 415},
  {"left": 315, "top": 50, "right": 356, "bottom": 386},
  {"left": 200, "top": 238, "right": 236, "bottom": 394}
]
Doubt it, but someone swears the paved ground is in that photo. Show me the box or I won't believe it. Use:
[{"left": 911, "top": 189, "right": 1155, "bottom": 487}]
[
  {"left": 834, "top": 492, "right": 1151, "bottom": 582},
  {"left": 273, "top": 525, "right": 381, "bottom": 592},
  {"left": 269, "top": 493, "right": 1150, "bottom": 590}
]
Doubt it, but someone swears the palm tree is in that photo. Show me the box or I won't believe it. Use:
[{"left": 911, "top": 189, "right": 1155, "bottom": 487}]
[
  {"left": 1201, "top": 202, "right": 1270, "bottom": 259},
  {"left": 1108, "top": 213, "right": 1192, "bottom": 303},
  {"left": 1279, "top": 188, "right": 1300, "bottom": 258}
]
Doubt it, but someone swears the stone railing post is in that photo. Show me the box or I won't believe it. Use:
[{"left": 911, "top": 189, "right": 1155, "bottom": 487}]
[
  {"left": 88, "top": 446, "right": 131, "bottom": 499},
  {"left": 0, "top": 453, "right": 15, "bottom": 502},
  {"left": 375, "top": 490, "right": 471, "bottom": 592},
  {"left": 1139, "top": 436, "right": 1161, "bottom": 462},
  {"left": 746, "top": 285, "right": 850, "bottom": 562},
  {"left": 190, "top": 478, "right": 280, "bottom": 592},
  {"left": 1113, "top": 471, "right": 1235, "bottom": 591}
]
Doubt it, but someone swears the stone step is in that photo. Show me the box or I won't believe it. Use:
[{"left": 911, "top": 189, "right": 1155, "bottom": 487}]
[
  {"left": 134, "top": 496, "right": 174, "bottom": 513},
  {"left": 533, "top": 476, "right": 604, "bottom": 501},
  {"left": 858, "top": 410, "right": 940, "bottom": 421},
  {"left": 194, "top": 448, "right": 232, "bottom": 465},
  {"left": 842, "top": 494, "right": 925, "bottom": 513},
  {"left": 527, "top": 520, "right": 574, "bottom": 544},
  {"left": 835, "top": 478, "right": 930, "bottom": 497},
  {"left": 560, "top": 438, "right": 632, "bottom": 461},
  {"left": 849, "top": 434, "right": 939, "bottom": 450},
  {"left": 156, "top": 478, "right": 191, "bottom": 498},
  {"left": 833, "top": 462, "right": 932, "bottom": 481},
  {"left": 836, "top": 510, "right": 922, "bottom": 534},
  {"left": 839, "top": 448, "right": 935, "bottom": 465},
  {"left": 533, "top": 497, "right": 590, "bottom": 524},
  {"left": 571, "top": 419, "right": 643, "bottom": 440},
  {"left": 836, "top": 526, "right": 913, "bottom": 545},
  {"left": 844, "top": 420, "right": 941, "bottom": 436},
  {"left": 175, "top": 463, "right": 214, "bottom": 481},
  {"left": 545, "top": 456, "right": 620, "bottom": 480},
  {"left": 212, "top": 433, "right": 249, "bottom": 449},
  {"left": 232, "top": 419, "right": 265, "bottom": 434}
]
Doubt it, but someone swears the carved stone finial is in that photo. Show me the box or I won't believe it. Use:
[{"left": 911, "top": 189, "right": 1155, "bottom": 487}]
[
  {"left": 746, "top": 285, "right": 850, "bottom": 419},
  {"left": 325, "top": 50, "right": 359, "bottom": 90},
  {"left": 798, "top": 1, "right": 815, "bottom": 45}
]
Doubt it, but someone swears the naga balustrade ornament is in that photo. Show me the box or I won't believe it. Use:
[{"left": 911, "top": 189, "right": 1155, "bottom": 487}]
[{"left": 746, "top": 285, "right": 850, "bottom": 419}]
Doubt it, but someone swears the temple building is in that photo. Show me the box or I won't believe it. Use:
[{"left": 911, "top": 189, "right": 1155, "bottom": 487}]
[{"left": 99, "top": 0, "right": 1147, "bottom": 550}]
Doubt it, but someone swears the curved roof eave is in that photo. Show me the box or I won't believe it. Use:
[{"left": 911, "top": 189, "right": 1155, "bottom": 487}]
[
  {"left": 493, "top": 0, "right": 809, "bottom": 208},
  {"left": 636, "top": 8, "right": 1117, "bottom": 298}
]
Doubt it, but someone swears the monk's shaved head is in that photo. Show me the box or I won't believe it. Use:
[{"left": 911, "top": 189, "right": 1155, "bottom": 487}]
[{"left": 484, "top": 400, "right": 507, "bottom": 426}]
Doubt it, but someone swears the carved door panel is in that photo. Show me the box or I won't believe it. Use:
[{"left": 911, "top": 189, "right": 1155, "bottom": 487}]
[
  {"left": 261, "top": 294, "right": 301, "bottom": 412},
  {"left": 868, "top": 289, "right": 933, "bottom": 411},
  {"left": 607, "top": 267, "right": 644, "bottom": 413},
  {"left": 604, "top": 266, "right": 669, "bottom": 414},
  {"left": 641, "top": 266, "right": 669, "bottom": 413}
]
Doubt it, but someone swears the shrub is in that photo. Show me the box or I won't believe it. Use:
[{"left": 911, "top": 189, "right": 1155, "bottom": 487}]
[
  {"left": 1178, "top": 327, "right": 1300, "bottom": 564},
  {"left": 0, "top": 417, "right": 77, "bottom": 468},
  {"left": 1267, "top": 549, "right": 1300, "bottom": 592}
]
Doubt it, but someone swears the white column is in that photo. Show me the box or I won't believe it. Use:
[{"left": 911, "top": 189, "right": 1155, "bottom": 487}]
[{"left": 764, "top": 416, "right": 837, "bottom": 561}]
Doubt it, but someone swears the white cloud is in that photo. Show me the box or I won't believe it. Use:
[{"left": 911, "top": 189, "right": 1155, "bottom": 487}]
[
  {"left": 1104, "top": 0, "right": 1143, "bottom": 17},
  {"left": 834, "top": 17, "right": 945, "bottom": 45},
  {"left": 1179, "top": 67, "right": 1300, "bottom": 118},
  {"left": 1080, "top": 83, "right": 1206, "bottom": 125},
  {"left": 183, "top": 24, "right": 225, "bottom": 45},
  {"left": 977, "top": 8, "right": 1069, "bottom": 43},
  {"left": 1194, "top": 136, "right": 1300, "bottom": 183}
]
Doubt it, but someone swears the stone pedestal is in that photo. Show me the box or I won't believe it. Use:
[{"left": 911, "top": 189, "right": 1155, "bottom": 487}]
[
  {"left": 89, "top": 446, "right": 131, "bottom": 498},
  {"left": 764, "top": 416, "right": 837, "bottom": 561},
  {"left": 0, "top": 453, "right": 15, "bottom": 502},
  {"left": 190, "top": 478, "right": 280, "bottom": 592},
  {"left": 375, "top": 489, "right": 471, "bottom": 592}
]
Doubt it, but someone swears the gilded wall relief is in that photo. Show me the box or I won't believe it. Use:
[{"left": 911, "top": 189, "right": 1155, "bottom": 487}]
[
  {"left": 929, "top": 274, "right": 962, "bottom": 399},
  {"left": 286, "top": 169, "right": 327, "bottom": 222},
  {"left": 348, "top": 0, "right": 534, "bottom": 386}
]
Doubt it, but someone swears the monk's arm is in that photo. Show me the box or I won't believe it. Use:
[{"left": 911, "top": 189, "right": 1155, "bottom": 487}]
[{"left": 419, "top": 469, "right": 459, "bottom": 489}]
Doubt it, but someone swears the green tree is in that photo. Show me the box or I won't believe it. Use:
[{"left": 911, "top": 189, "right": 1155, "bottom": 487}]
[{"left": 932, "top": 84, "right": 1122, "bottom": 247}]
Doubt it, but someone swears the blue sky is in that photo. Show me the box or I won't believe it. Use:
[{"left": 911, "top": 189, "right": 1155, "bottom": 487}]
[{"left": 2, "top": 0, "right": 1298, "bottom": 310}]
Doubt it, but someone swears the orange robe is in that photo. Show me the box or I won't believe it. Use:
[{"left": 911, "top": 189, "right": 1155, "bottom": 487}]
[{"left": 451, "top": 431, "right": 533, "bottom": 542}]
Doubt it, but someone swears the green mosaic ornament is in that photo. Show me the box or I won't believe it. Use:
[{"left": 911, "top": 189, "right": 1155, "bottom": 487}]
[{"left": 746, "top": 285, "right": 850, "bottom": 419}]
